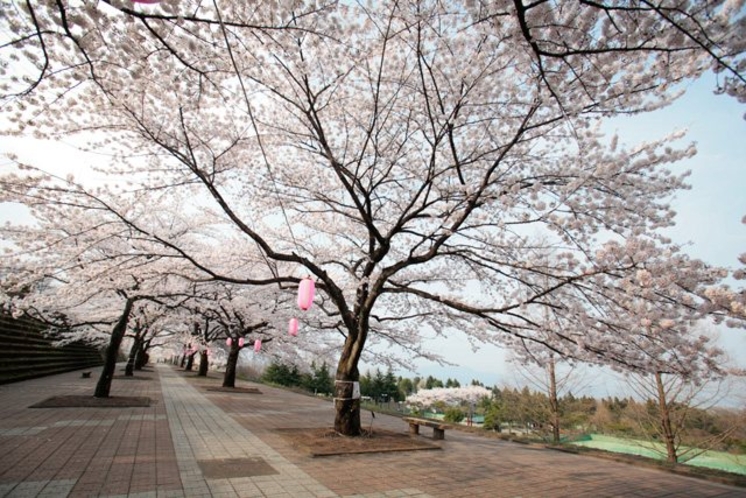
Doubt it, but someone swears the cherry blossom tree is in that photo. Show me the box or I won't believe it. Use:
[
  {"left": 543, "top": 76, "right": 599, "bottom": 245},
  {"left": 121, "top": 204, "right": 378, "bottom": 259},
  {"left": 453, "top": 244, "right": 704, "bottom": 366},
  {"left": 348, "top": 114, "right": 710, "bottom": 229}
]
[
  {"left": 0, "top": 170, "right": 216, "bottom": 396},
  {"left": 124, "top": 306, "right": 154, "bottom": 377},
  {"left": 2, "top": 1, "right": 745, "bottom": 436},
  {"left": 505, "top": 256, "right": 735, "bottom": 444},
  {"left": 509, "top": 246, "right": 741, "bottom": 445},
  {"left": 702, "top": 215, "right": 746, "bottom": 327},
  {"left": 406, "top": 385, "right": 493, "bottom": 413},
  {"left": 4, "top": 265, "right": 187, "bottom": 397},
  {"left": 123, "top": 302, "right": 181, "bottom": 376},
  {"left": 186, "top": 282, "right": 281, "bottom": 386}
]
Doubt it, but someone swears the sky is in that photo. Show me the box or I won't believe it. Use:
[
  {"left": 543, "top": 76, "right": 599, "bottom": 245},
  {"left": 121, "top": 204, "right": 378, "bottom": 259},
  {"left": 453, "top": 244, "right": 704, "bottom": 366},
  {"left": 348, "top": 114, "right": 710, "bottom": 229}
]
[{"left": 1, "top": 75, "right": 745, "bottom": 403}]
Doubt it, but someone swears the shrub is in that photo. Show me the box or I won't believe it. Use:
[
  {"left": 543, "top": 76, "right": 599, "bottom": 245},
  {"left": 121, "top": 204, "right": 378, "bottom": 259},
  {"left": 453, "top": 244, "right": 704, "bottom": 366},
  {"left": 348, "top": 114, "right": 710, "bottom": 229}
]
[
  {"left": 483, "top": 407, "right": 501, "bottom": 431},
  {"left": 444, "top": 406, "right": 465, "bottom": 423}
]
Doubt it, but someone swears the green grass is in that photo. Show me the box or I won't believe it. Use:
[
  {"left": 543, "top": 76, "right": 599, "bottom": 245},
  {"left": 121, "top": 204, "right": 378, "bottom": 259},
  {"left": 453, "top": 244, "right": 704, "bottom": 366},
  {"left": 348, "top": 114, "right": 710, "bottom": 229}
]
[{"left": 570, "top": 434, "right": 746, "bottom": 476}]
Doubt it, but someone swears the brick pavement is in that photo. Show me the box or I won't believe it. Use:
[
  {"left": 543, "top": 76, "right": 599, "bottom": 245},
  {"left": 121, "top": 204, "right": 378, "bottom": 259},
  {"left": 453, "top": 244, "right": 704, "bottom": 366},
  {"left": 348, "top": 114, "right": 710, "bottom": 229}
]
[
  {"left": 0, "top": 366, "right": 179, "bottom": 497},
  {"left": 0, "top": 364, "right": 743, "bottom": 497}
]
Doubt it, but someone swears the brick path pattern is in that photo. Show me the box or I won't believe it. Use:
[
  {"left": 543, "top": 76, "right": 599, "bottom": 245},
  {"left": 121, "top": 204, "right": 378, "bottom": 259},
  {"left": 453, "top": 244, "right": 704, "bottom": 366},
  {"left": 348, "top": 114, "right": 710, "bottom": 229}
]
[{"left": 0, "top": 364, "right": 743, "bottom": 497}]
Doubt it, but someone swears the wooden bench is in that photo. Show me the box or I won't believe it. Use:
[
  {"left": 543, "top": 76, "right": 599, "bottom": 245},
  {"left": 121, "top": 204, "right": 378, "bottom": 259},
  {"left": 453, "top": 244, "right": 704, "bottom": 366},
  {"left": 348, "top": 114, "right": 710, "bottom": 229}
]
[{"left": 402, "top": 417, "right": 449, "bottom": 440}]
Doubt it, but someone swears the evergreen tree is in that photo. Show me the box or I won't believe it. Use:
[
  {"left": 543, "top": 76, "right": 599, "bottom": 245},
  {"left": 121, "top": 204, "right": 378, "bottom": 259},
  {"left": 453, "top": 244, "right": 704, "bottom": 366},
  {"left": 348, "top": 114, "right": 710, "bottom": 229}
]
[
  {"left": 446, "top": 378, "right": 461, "bottom": 388},
  {"left": 308, "top": 361, "right": 334, "bottom": 395},
  {"left": 262, "top": 362, "right": 303, "bottom": 387},
  {"left": 359, "top": 371, "right": 372, "bottom": 399},
  {"left": 383, "top": 368, "right": 401, "bottom": 402},
  {"left": 372, "top": 368, "right": 387, "bottom": 402},
  {"left": 398, "top": 377, "right": 415, "bottom": 398},
  {"left": 425, "top": 376, "right": 444, "bottom": 389}
]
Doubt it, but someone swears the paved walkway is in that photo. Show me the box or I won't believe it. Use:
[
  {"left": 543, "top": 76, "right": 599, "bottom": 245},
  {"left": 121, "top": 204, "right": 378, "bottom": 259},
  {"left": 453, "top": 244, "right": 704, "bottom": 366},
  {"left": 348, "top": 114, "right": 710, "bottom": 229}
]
[{"left": 0, "top": 364, "right": 742, "bottom": 497}]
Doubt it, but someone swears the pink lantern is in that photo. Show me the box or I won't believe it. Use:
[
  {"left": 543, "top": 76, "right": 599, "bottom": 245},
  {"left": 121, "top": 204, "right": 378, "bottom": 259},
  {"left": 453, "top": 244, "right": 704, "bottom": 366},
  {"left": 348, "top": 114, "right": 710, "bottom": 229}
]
[
  {"left": 254, "top": 339, "right": 262, "bottom": 352},
  {"left": 297, "top": 276, "right": 315, "bottom": 311},
  {"left": 288, "top": 318, "right": 299, "bottom": 337},
  {"left": 226, "top": 337, "right": 232, "bottom": 346},
  {"left": 238, "top": 337, "right": 245, "bottom": 347}
]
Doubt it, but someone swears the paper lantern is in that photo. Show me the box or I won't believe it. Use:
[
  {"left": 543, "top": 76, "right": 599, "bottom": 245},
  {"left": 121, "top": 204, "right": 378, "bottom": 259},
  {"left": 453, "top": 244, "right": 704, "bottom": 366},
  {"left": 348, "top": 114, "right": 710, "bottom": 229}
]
[
  {"left": 238, "top": 337, "right": 245, "bottom": 347},
  {"left": 288, "top": 318, "right": 299, "bottom": 337},
  {"left": 297, "top": 277, "right": 315, "bottom": 311},
  {"left": 226, "top": 338, "right": 232, "bottom": 346},
  {"left": 254, "top": 339, "right": 262, "bottom": 352}
]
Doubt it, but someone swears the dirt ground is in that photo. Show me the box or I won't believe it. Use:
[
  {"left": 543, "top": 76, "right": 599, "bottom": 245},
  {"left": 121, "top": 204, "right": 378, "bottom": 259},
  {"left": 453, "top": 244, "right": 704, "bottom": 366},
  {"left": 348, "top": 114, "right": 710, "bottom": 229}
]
[
  {"left": 29, "top": 395, "right": 152, "bottom": 408},
  {"left": 275, "top": 427, "right": 440, "bottom": 456}
]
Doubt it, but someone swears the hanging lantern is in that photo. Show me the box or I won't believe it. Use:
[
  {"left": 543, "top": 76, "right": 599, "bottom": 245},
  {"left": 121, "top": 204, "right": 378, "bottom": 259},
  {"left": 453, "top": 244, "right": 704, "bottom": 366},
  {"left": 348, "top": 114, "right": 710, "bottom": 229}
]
[
  {"left": 288, "top": 318, "right": 299, "bottom": 337},
  {"left": 297, "top": 276, "right": 315, "bottom": 311},
  {"left": 254, "top": 339, "right": 262, "bottom": 352},
  {"left": 238, "top": 337, "right": 245, "bottom": 347},
  {"left": 226, "top": 337, "right": 232, "bottom": 346}
]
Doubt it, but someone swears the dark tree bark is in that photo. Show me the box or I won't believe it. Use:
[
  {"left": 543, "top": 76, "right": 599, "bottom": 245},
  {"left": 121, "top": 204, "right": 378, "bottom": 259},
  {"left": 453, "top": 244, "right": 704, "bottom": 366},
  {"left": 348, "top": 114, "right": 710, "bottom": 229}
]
[
  {"left": 334, "top": 375, "right": 361, "bottom": 435},
  {"left": 334, "top": 333, "right": 363, "bottom": 435},
  {"left": 94, "top": 298, "right": 134, "bottom": 398},
  {"left": 197, "top": 350, "right": 208, "bottom": 376},
  {"left": 185, "top": 352, "right": 195, "bottom": 371},
  {"left": 330, "top": 293, "right": 372, "bottom": 436},
  {"left": 124, "top": 333, "right": 143, "bottom": 377},
  {"left": 222, "top": 342, "right": 240, "bottom": 388},
  {"left": 134, "top": 342, "right": 148, "bottom": 370}
]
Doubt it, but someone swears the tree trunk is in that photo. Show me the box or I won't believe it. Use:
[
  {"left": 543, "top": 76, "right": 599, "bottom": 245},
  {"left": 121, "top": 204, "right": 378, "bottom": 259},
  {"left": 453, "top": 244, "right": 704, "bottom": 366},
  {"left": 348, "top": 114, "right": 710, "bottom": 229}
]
[
  {"left": 124, "top": 334, "right": 142, "bottom": 377},
  {"left": 185, "top": 353, "right": 194, "bottom": 371},
  {"left": 134, "top": 342, "right": 148, "bottom": 370},
  {"left": 222, "top": 342, "right": 240, "bottom": 388},
  {"left": 124, "top": 354, "right": 135, "bottom": 376},
  {"left": 655, "top": 371, "right": 678, "bottom": 463},
  {"left": 334, "top": 335, "right": 362, "bottom": 435},
  {"left": 94, "top": 298, "right": 134, "bottom": 398},
  {"left": 180, "top": 353, "right": 186, "bottom": 368},
  {"left": 334, "top": 374, "right": 361, "bottom": 435},
  {"left": 548, "top": 358, "right": 561, "bottom": 444},
  {"left": 198, "top": 350, "right": 209, "bottom": 376}
]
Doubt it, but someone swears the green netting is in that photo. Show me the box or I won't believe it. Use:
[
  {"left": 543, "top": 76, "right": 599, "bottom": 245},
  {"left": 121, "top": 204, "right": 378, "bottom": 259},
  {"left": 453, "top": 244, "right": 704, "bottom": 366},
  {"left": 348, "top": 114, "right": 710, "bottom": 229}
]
[{"left": 571, "top": 434, "right": 746, "bottom": 475}]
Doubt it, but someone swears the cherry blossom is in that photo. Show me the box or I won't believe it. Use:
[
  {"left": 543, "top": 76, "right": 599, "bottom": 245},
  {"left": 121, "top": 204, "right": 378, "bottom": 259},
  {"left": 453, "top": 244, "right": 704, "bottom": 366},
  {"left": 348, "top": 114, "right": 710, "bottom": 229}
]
[
  {"left": 1, "top": 0, "right": 744, "bottom": 435},
  {"left": 406, "top": 385, "right": 493, "bottom": 409}
]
